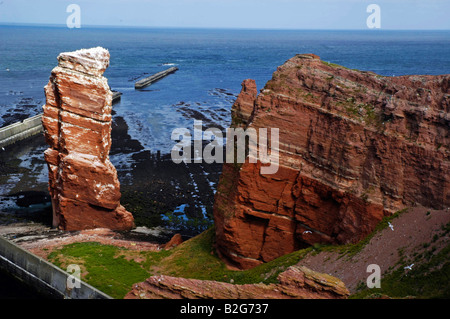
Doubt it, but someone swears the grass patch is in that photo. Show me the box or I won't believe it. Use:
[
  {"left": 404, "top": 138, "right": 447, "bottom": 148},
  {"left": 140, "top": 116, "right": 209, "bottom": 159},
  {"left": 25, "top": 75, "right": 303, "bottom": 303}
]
[
  {"left": 48, "top": 242, "right": 153, "bottom": 299},
  {"left": 155, "top": 228, "right": 312, "bottom": 284},
  {"left": 46, "top": 228, "right": 312, "bottom": 298}
]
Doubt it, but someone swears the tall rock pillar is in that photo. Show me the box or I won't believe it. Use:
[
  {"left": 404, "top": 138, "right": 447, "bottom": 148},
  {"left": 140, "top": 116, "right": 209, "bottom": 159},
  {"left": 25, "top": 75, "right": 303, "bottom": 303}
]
[{"left": 42, "top": 47, "right": 134, "bottom": 231}]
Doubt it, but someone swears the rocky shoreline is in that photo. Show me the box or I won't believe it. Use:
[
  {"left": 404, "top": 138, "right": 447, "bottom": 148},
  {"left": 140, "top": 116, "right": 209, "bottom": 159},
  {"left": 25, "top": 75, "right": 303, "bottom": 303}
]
[
  {"left": 0, "top": 112, "right": 224, "bottom": 244},
  {"left": 0, "top": 100, "right": 224, "bottom": 248}
]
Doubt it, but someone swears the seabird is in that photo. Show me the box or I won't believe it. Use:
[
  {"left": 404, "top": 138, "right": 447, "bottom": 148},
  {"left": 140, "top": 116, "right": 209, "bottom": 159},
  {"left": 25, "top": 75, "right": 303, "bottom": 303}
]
[
  {"left": 303, "top": 230, "right": 312, "bottom": 234},
  {"left": 404, "top": 263, "right": 414, "bottom": 271},
  {"left": 388, "top": 222, "right": 394, "bottom": 231}
]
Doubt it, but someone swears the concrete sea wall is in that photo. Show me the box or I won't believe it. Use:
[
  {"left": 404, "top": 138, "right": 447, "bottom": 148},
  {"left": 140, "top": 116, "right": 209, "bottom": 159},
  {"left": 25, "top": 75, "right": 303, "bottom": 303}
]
[
  {"left": 0, "top": 236, "right": 111, "bottom": 299},
  {"left": 0, "top": 113, "right": 43, "bottom": 148}
]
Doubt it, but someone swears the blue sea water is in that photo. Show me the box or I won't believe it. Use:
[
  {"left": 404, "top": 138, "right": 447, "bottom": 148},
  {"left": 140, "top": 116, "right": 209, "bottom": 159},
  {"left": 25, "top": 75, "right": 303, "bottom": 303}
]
[{"left": 1, "top": 26, "right": 450, "bottom": 153}]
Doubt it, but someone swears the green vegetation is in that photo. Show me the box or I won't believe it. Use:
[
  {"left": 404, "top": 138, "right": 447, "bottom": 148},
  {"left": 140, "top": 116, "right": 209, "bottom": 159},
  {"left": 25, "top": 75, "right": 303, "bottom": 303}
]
[
  {"left": 357, "top": 103, "right": 380, "bottom": 126},
  {"left": 321, "top": 60, "right": 361, "bottom": 72},
  {"left": 336, "top": 96, "right": 383, "bottom": 129},
  {"left": 47, "top": 228, "right": 311, "bottom": 299},
  {"left": 154, "top": 228, "right": 311, "bottom": 284},
  {"left": 303, "top": 92, "right": 318, "bottom": 103},
  {"left": 322, "top": 60, "right": 349, "bottom": 69},
  {"left": 48, "top": 242, "right": 154, "bottom": 298}
]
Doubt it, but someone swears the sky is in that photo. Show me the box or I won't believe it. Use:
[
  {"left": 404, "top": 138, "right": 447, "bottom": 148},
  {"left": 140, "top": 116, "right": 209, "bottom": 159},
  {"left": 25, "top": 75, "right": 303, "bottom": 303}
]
[{"left": 0, "top": 0, "right": 449, "bottom": 30}]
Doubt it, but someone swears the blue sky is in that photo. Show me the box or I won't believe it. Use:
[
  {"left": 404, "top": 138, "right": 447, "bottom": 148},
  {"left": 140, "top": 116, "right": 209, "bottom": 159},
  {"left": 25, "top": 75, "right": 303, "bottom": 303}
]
[{"left": 0, "top": 0, "right": 449, "bottom": 30}]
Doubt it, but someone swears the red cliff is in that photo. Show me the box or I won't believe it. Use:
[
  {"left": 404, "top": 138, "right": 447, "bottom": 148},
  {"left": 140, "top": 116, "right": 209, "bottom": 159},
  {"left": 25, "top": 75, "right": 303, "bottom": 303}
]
[
  {"left": 42, "top": 47, "right": 134, "bottom": 231},
  {"left": 214, "top": 54, "right": 450, "bottom": 269}
]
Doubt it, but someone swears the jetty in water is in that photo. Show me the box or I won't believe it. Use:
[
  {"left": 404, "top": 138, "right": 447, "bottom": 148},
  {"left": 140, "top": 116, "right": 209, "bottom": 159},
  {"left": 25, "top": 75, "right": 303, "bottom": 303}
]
[{"left": 135, "top": 67, "right": 178, "bottom": 89}]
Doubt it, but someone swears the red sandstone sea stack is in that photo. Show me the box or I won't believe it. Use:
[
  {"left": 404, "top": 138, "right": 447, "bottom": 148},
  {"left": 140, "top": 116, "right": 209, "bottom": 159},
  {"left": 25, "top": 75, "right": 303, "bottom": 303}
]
[
  {"left": 214, "top": 54, "right": 449, "bottom": 269},
  {"left": 42, "top": 47, "right": 134, "bottom": 231}
]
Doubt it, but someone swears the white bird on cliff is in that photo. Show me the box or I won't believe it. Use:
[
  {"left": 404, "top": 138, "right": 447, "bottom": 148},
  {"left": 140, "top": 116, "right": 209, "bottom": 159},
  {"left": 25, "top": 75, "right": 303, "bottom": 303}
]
[
  {"left": 303, "top": 230, "right": 312, "bottom": 234},
  {"left": 404, "top": 263, "right": 414, "bottom": 271},
  {"left": 388, "top": 222, "right": 394, "bottom": 231}
]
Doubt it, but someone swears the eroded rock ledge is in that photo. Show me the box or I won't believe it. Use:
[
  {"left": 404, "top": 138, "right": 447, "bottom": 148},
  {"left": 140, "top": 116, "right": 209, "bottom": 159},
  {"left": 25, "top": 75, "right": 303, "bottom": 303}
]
[
  {"left": 214, "top": 54, "right": 449, "bottom": 269},
  {"left": 42, "top": 47, "right": 134, "bottom": 231},
  {"left": 125, "top": 265, "right": 349, "bottom": 299}
]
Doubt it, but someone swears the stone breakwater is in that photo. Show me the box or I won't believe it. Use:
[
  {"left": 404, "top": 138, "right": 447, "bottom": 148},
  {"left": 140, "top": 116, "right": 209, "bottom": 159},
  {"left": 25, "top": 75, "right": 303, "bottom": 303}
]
[
  {"left": 42, "top": 47, "right": 134, "bottom": 231},
  {"left": 213, "top": 54, "right": 450, "bottom": 269}
]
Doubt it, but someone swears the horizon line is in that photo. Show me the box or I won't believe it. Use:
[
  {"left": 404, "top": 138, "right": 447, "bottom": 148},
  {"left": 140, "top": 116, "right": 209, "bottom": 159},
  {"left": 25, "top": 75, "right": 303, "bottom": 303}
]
[{"left": 1, "top": 22, "right": 449, "bottom": 32}]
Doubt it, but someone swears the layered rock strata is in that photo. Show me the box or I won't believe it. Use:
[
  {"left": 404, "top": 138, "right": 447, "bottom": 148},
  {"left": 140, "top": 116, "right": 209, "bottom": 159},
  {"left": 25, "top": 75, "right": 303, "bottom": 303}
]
[
  {"left": 214, "top": 54, "right": 449, "bottom": 269},
  {"left": 125, "top": 265, "right": 349, "bottom": 299},
  {"left": 42, "top": 47, "right": 134, "bottom": 231}
]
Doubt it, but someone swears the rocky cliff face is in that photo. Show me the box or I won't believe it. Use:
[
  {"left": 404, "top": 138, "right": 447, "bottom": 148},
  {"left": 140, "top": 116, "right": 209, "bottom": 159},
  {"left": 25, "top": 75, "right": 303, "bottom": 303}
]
[
  {"left": 214, "top": 54, "right": 449, "bottom": 269},
  {"left": 42, "top": 47, "right": 134, "bottom": 231},
  {"left": 125, "top": 265, "right": 349, "bottom": 299}
]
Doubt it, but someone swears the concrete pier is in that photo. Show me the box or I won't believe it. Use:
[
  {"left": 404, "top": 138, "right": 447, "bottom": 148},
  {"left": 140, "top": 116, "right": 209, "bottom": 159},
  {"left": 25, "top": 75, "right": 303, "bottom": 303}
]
[
  {"left": 135, "top": 67, "right": 178, "bottom": 89},
  {"left": 0, "top": 113, "right": 43, "bottom": 148}
]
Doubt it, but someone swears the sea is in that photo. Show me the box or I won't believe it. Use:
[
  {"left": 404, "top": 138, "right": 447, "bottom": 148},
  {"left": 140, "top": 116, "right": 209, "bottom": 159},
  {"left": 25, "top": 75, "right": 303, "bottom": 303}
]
[
  {"left": 0, "top": 25, "right": 449, "bottom": 234},
  {"left": 1, "top": 27, "right": 450, "bottom": 137}
]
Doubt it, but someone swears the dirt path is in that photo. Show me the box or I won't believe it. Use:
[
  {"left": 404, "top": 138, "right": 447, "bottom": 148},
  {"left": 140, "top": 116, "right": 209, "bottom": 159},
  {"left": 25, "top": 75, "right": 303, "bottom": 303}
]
[{"left": 297, "top": 206, "right": 450, "bottom": 293}]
